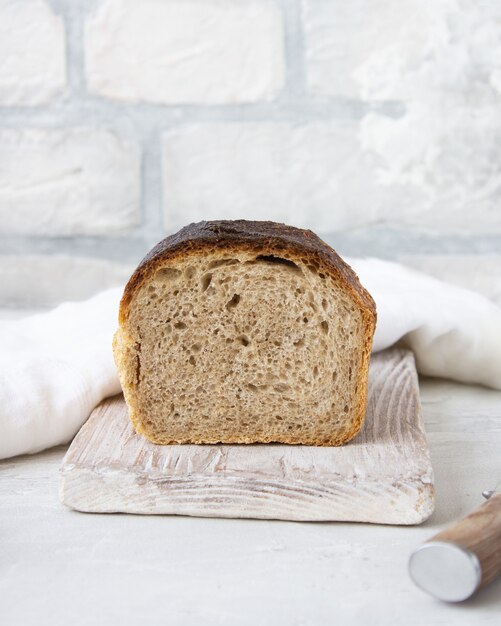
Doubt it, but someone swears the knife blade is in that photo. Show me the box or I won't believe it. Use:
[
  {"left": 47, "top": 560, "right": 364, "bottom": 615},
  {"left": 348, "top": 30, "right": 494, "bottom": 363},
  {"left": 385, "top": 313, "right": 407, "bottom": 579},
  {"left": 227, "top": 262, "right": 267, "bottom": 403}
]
[{"left": 409, "top": 481, "right": 501, "bottom": 602}]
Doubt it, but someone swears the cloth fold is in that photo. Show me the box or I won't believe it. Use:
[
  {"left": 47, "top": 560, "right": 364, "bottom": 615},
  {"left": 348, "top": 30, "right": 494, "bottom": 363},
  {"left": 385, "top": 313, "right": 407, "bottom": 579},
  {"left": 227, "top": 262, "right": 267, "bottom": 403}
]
[
  {"left": 351, "top": 259, "right": 501, "bottom": 389},
  {"left": 1, "top": 258, "right": 500, "bottom": 460}
]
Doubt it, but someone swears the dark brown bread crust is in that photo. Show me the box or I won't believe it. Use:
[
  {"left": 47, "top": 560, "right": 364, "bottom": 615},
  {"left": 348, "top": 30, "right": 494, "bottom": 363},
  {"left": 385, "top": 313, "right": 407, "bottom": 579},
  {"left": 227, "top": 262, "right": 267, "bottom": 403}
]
[{"left": 119, "top": 220, "right": 376, "bottom": 325}]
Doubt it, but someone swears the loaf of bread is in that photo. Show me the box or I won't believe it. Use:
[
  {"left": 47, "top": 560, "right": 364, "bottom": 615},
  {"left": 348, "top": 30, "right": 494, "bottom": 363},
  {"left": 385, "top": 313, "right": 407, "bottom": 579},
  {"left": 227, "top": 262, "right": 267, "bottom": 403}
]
[{"left": 113, "top": 220, "right": 376, "bottom": 446}]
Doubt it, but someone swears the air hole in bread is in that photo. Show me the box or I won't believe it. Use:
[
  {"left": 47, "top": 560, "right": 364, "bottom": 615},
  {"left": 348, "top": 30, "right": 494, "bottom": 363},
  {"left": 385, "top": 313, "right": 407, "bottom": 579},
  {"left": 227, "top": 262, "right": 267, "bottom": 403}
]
[
  {"left": 156, "top": 267, "right": 181, "bottom": 282},
  {"left": 134, "top": 349, "right": 141, "bottom": 382},
  {"left": 254, "top": 255, "right": 301, "bottom": 272},
  {"left": 201, "top": 274, "right": 212, "bottom": 291},
  {"left": 208, "top": 258, "right": 240, "bottom": 269},
  {"left": 320, "top": 321, "right": 329, "bottom": 334},
  {"left": 238, "top": 335, "right": 250, "bottom": 347},
  {"left": 274, "top": 383, "right": 289, "bottom": 392},
  {"left": 226, "top": 293, "right": 240, "bottom": 310}
]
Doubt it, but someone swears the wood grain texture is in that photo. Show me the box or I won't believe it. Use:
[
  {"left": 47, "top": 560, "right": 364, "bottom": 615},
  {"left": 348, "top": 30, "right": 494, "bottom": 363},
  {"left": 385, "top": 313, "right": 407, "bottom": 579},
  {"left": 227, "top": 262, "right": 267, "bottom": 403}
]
[
  {"left": 429, "top": 493, "right": 501, "bottom": 588},
  {"left": 59, "top": 348, "right": 434, "bottom": 524}
]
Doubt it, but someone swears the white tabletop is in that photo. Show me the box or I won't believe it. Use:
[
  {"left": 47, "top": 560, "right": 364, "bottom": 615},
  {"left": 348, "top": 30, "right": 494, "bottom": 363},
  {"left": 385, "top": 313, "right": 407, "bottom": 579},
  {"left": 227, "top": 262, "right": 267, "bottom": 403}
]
[{"left": 1, "top": 375, "right": 500, "bottom": 625}]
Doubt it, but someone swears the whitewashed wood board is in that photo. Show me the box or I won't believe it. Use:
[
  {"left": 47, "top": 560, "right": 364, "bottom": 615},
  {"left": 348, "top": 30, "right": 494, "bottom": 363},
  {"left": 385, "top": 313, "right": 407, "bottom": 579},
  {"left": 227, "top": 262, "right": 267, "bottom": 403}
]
[{"left": 59, "top": 348, "right": 434, "bottom": 524}]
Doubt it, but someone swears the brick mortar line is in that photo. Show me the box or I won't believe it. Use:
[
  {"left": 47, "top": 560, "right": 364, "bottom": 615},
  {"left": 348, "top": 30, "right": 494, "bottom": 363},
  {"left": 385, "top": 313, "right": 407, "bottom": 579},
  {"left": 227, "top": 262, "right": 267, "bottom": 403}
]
[
  {"left": 0, "top": 98, "right": 404, "bottom": 127},
  {"left": 278, "top": 0, "right": 306, "bottom": 100}
]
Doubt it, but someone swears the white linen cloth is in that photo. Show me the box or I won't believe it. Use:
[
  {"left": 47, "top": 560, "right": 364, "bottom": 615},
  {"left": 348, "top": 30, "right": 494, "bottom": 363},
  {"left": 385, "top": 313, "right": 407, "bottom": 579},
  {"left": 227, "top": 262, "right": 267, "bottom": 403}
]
[{"left": 1, "top": 258, "right": 500, "bottom": 460}]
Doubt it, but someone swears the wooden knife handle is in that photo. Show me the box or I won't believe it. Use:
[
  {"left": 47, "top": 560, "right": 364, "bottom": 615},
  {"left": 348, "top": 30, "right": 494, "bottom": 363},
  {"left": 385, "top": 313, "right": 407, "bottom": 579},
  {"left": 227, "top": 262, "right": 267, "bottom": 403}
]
[
  {"left": 434, "top": 493, "right": 501, "bottom": 589},
  {"left": 433, "top": 493, "right": 501, "bottom": 589},
  {"left": 409, "top": 493, "right": 501, "bottom": 601}
]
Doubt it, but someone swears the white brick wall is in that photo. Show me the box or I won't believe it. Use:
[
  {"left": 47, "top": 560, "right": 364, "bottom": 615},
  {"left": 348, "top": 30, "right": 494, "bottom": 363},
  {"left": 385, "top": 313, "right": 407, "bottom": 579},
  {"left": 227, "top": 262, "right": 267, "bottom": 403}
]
[
  {"left": 0, "top": 129, "right": 141, "bottom": 236},
  {"left": 0, "top": 0, "right": 65, "bottom": 105},
  {"left": 162, "top": 122, "right": 384, "bottom": 232},
  {"left": 304, "top": 0, "right": 501, "bottom": 235},
  {"left": 162, "top": 121, "right": 501, "bottom": 235},
  {"left": 0, "top": 0, "right": 499, "bottom": 307},
  {"left": 303, "top": 0, "right": 398, "bottom": 99},
  {"left": 85, "top": 0, "right": 285, "bottom": 104}
]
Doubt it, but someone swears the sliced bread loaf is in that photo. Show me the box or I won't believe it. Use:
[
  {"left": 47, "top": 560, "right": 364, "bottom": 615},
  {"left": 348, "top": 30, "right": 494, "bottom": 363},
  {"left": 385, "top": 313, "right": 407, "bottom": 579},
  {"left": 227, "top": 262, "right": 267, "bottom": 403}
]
[{"left": 113, "top": 220, "right": 376, "bottom": 446}]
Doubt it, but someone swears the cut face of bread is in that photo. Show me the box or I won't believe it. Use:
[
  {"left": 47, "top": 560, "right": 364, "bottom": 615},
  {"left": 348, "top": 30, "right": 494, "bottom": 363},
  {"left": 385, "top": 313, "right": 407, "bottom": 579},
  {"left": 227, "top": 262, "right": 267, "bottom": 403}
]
[{"left": 114, "top": 221, "right": 376, "bottom": 446}]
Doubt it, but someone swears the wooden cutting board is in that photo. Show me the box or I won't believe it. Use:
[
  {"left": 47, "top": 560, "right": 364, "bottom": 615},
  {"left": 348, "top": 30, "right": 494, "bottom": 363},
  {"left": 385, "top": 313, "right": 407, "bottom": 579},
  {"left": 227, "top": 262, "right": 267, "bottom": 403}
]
[{"left": 60, "top": 348, "right": 434, "bottom": 524}]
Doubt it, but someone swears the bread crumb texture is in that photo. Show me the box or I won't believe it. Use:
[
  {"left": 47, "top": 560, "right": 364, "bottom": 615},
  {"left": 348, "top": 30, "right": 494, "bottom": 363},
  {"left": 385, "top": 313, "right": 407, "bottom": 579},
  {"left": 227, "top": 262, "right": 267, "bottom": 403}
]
[{"left": 114, "top": 221, "right": 376, "bottom": 446}]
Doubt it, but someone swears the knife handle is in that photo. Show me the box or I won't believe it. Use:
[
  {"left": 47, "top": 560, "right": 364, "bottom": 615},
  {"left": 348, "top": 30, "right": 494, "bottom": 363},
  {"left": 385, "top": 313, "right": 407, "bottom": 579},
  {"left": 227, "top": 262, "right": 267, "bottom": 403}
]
[{"left": 409, "top": 493, "right": 501, "bottom": 602}]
